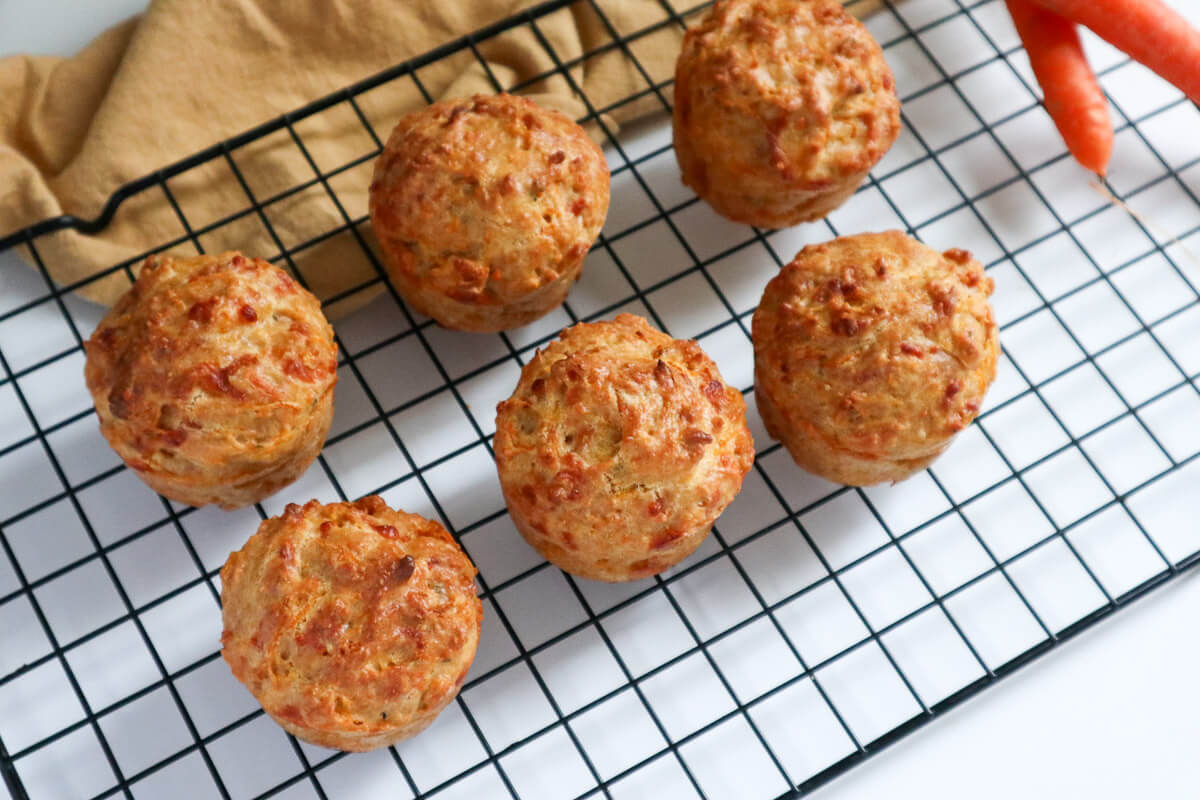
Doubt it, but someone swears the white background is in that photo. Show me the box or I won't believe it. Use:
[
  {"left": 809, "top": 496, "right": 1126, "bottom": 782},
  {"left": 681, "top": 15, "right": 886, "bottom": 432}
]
[{"left": 2, "top": 1, "right": 1199, "bottom": 798}]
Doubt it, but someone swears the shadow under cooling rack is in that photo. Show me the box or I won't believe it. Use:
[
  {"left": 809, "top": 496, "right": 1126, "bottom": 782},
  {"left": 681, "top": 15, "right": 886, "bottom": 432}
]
[{"left": 3, "top": 0, "right": 1200, "bottom": 799}]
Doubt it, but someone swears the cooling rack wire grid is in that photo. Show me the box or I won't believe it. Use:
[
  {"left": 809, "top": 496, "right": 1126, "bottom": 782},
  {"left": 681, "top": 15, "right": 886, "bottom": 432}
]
[{"left": 2, "top": 0, "right": 1199, "bottom": 798}]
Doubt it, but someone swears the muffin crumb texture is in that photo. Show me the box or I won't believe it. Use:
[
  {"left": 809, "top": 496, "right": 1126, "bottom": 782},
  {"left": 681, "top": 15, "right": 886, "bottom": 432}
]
[
  {"left": 495, "top": 314, "right": 754, "bottom": 581},
  {"left": 220, "top": 496, "right": 482, "bottom": 751},
  {"left": 83, "top": 251, "right": 337, "bottom": 509},
  {"left": 673, "top": 0, "right": 900, "bottom": 227},
  {"left": 753, "top": 231, "right": 998, "bottom": 485},
  {"left": 370, "top": 92, "right": 610, "bottom": 331}
]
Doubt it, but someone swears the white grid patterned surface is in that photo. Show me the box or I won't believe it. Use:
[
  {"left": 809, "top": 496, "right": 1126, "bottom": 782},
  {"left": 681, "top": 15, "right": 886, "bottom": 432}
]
[{"left": 2, "top": 1, "right": 1200, "bottom": 798}]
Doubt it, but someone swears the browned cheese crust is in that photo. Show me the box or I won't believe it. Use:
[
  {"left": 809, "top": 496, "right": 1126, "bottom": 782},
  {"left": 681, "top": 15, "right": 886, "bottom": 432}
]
[
  {"left": 494, "top": 314, "right": 754, "bottom": 581},
  {"left": 673, "top": 0, "right": 901, "bottom": 228},
  {"left": 220, "top": 496, "right": 482, "bottom": 751},
  {"left": 369, "top": 93, "right": 610, "bottom": 332},
  {"left": 83, "top": 252, "right": 338, "bottom": 509},
  {"left": 753, "top": 231, "right": 998, "bottom": 485}
]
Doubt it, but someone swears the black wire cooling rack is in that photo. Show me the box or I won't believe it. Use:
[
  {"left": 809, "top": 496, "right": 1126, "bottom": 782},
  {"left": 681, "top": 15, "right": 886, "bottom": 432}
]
[{"left": 3, "top": 0, "right": 1200, "bottom": 798}]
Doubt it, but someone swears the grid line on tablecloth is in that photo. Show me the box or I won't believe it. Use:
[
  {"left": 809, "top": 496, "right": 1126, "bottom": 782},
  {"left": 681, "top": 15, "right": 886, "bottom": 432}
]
[{"left": 2, "top": 0, "right": 1200, "bottom": 799}]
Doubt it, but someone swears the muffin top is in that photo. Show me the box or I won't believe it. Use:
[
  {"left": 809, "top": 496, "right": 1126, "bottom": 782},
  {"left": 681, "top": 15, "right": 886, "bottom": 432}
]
[
  {"left": 495, "top": 314, "right": 754, "bottom": 577},
  {"left": 754, "top": 231, "right": 998, "bottom": 461},
  {"left": 83, "top": 251, "right": 337, "bottom": 475},
  {"left": 369, "top": 93, "right": 609, "bottom": 309},
  {"left": 220, "top": 496, "right": 482, "bottom": 744},
  {"left": 674, "top": 0, "right": 900, "bottom": 191}
]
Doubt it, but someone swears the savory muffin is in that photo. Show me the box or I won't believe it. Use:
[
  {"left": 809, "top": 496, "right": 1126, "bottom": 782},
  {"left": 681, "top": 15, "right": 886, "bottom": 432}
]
[
  {"left": 220, "top": 496, "right": 482, "bottom": 751},
  {"left": 83, "top": 251, "right": 337, "bottom": 509},
  {"left": 673, "top": 0, "right": 901, "bottom": 227},
  {"left": 369, "top": 93, "right": 610, "bottom": 332},
  {"left": 753, "top": 231, "right": 998, "bottom": 485},
  {"left": 494, "top": 314, "right": 754, "bottom": 581}
]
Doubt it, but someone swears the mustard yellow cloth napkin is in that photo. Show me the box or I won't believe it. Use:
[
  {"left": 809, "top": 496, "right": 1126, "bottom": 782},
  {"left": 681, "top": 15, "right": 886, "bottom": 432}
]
[{"left": 0, "top": 0, "right": 879, "bottom": 314}]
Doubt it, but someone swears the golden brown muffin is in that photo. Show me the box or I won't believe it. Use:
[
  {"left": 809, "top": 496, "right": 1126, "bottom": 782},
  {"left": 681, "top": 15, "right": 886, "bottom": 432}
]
[
  {"left": 220, "top": 496, "right": 482, "bottom": 751},
  {"left": 673, "top": 0, "right": 901, "bottom": 228},
  {"left": 369, "top": 93, "right": 610, "bottom": 332},
  {"left": 753, "top": 231, "right": 998, "bottom": 485},
  {"left": 83, "top": 252, "right": 338, "bottom": 509},
  {"left": 494, "top": 314, "right": 754, "bottom": 581}
]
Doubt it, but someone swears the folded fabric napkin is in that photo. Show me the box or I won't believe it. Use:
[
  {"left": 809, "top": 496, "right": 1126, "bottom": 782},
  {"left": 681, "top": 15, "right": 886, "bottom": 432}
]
[{"left": 0, "top": 0, "right": 881, "bottom": 314}]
